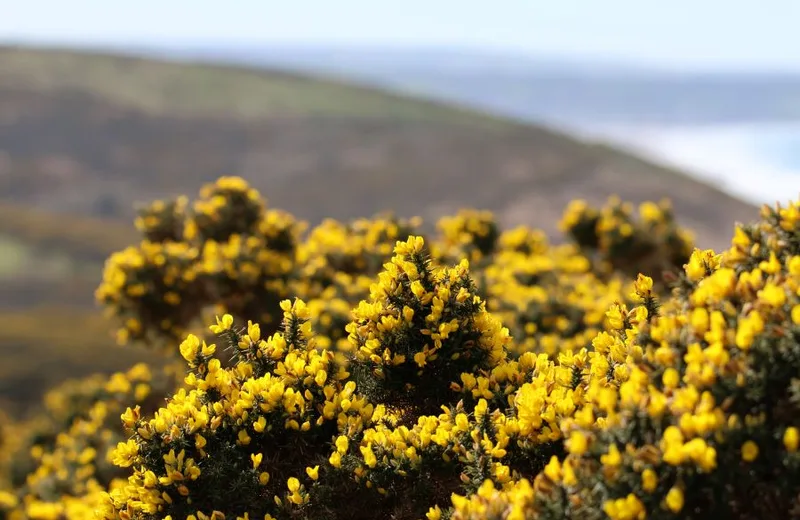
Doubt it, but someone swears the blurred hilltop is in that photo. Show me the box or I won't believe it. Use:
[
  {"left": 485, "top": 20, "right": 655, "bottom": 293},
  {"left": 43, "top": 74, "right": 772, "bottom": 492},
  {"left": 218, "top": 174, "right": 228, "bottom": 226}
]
[
  {"left": 160, "top": 44, "right": 800, "bottom": 126},
  {"left": 0, "top": 45, "right": 759, "bottom": 241},
  {"left": 0, "top": 44, "right": 760, "bottom": 412}
]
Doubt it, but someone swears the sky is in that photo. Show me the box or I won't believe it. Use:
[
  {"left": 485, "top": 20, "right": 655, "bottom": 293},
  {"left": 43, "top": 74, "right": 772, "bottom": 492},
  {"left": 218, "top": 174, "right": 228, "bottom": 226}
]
[{"left": 1, "top": 0, "right": 800, "bottom": 72}]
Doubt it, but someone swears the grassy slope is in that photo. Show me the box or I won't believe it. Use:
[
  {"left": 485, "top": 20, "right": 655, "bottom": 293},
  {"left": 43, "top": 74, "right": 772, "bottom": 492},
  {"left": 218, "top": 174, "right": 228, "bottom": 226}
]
[
  {"left": 0, "top": 45, "right": 510, "bottom": 125},
  {"left": 0, "top": 45, "right": 763, "bottom": 411},
  {"left": 0, "top": 200, "right": 138, "bottom": 305}
]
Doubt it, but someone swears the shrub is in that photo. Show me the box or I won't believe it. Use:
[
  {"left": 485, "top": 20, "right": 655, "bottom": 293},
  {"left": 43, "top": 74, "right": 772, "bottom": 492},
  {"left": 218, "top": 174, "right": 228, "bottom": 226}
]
[
  {"left": 3, "top": 175, "right": 795, "bottom": 520},
  {"left": 0, "top": 362, "right": 182, "bottom": 519},
  {"left": 346, "top": 235, "right": 510, "bottom": 416},
  {"left": 458, "top": 200, "right": 800, "bottom": 520},
  {"left": 96, "top": 177, "right": 305, "bottom": 348},
  {"left": 560, "top": 196, "right": 694, "bottom": 287}
]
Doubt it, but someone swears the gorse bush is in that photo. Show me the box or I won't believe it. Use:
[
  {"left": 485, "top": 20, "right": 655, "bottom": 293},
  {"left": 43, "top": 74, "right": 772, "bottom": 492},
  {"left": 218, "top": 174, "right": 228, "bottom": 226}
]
[
  {"left": 96, "top": 177, "right": 305, "bottom": 347},
  {"left": 560, "top": 197, "right": 694, "bottom": 288},
  {"left": 0, "top": 362, "right": 183, "bottom": 519},
  {"left": 346, "top": 236, "right": 509, "bottom": 416},
  {"left": 1, "top": 175, "right": 797, "bottom": 520},
  {"left": 451, "top": 202, "right": 800, "bottom": 520}
]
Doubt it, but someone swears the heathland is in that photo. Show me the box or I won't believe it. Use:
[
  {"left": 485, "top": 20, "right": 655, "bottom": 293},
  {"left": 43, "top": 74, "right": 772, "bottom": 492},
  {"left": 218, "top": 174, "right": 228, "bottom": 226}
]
[
  {"left": 0, "top": 174, "right": 797, "bottom": 519},
  {"left": 0, "top": 45, "right": 759, "bottom": 413}
]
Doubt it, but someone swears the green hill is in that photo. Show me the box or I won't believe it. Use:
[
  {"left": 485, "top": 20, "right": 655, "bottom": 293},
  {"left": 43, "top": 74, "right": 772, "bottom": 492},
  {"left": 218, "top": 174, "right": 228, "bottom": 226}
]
[
  {"left": 0, "top": 46, "right": 512, "bottom": 124},
  {"left": 0, "top": 45, "right": 758, "bottom": 250}
]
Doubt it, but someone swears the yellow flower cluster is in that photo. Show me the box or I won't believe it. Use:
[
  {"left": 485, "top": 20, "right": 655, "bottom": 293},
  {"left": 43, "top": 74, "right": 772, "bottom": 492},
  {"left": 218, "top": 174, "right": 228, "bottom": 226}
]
[
  {"left": 346, "top": 235, "right": 510, "bottom": 413},
  {"left": 296, "top": 214, "right": 422, "bottom": 285},
  {"left": 97, "top": 177, "right": 305, "bottom": 347},
  {"left": 4, "top": 174, "right": 797, "bottom": 520},
  {"left": 479, "top": 199, "right": 800, "bottom": 519},
  {"left": 0, "top": 363, "right": 181, "bottom": 520},
  {"left": 449, "top": 479, "right": 536, "bottom": 520},
  {"left": 305, "top": 284, "right": 365, "bottom": 352},
  {"left": 189, "top": 176, "right": 265, "bottom": 243},
  {"left": 560, "top": 196, "right": 694, "bottom": 284},
  {"left": 99, "top": 301, "right": 378, "bottom": 520},
  {"left": 482, "top": 228, "right": 626, "bottom": 358},
  {"left": 196, "top": 207, "right": 302, "bottom": 331},
  {"left": 96, "top": 240, "right": 202, "bottom": 345},
  {"left": 134, "top": 197, "right": 189, "bottom": 243},
  {"left": 97, "top": 178, "right": 692, "bottom": 368},
  {"left": 434, "top": 209, "right": 499, "bottom": 265},
  {"left": 292, "top": 215, "right": 422, "bottom": 352}
]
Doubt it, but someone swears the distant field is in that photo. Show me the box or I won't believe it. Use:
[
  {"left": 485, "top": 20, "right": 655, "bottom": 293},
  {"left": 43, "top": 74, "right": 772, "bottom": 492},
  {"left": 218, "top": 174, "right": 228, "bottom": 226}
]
[
  {"left": 0, "top": 202, "right": 136, "bottom": 261},
  {"left": 0, "top": 236, "right": 29, "bottom": 276},
  {"left": 0, "top": 305, "right": 160, "bottom": 417},
  {"left": 0, "top": 202, "right": 135, "bottom": 309},
  {"left": 0, "top": 234, "right": 77, "bottom": 279}
]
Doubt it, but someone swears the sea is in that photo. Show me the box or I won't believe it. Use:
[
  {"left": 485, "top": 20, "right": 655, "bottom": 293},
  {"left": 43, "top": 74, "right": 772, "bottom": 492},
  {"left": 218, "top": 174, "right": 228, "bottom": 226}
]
[{"left": 569, "top": 122, "right": 800, "bottom": 206}]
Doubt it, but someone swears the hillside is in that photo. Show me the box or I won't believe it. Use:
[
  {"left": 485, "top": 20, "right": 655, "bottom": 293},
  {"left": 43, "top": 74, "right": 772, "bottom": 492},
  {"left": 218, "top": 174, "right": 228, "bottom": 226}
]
[
  {"left": 0, "top": 45, "right": 760, "bottom": 251},
  {"left": 155, "top": 44, "right": 800, "bottom": 125},
  {"left": 0, "top": 45, "right": 767, "bottom": 414}
]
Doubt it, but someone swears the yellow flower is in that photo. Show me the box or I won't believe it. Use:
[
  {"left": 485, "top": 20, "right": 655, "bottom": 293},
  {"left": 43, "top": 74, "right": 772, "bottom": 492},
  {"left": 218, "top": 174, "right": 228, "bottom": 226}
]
[
  {"left": 543, "top": 456, "right": 562, "bottom": 482},
  {"left": 605, "top": 304, "right": 626, "bottom": 330},
  {"left": 253, "top": 416, "right": 267, "bottom": 433},
  {"left": 603, "top": 493, "right": 646, "bottom": 520},
  {"left": 335, "top": 435, "right": 349, "bottom": 454},
  {"left": 732, "top": 225, "right": 750, "bottom": 248},
  {"left": 238, "top": 430, "right": 252, "bottom": 446},
  {"left": 685, "top": 249, "right": 718, "bottom": 281},
  {"left": 741, "top": 440, "right": 759, "bottom": 462},
  {"left": 329, "top": 452, "right": 342, "bottom": 468},
  {"left": 247, "top": 320, "right": 261, "bottom": 342},
  {"left": 111, "top": 439, "right": 139, "bottom": 468},
  {"left": 179, "top": 334, "right": 201, "bottom": 363},
  {"left": 791, "top": 305, "right": 800, "bottom": 325},
  {"left": 567, "top": 430, "right": 589, "bottom": 456},
  {"left": 305, "top": 466, "right": 319, "bottom": 481},
  {"left": 665, "top": 487, "right": 684, "bottom": 513},
  {"left": 758, "top": 283, "right": 786, "bottom": 307},
  {"left": 121, "top": 405, "right": 141, "bottom": 429},
  {"left": 600, "top": 444, "right": 622, "bottom": 468},
  {"left": 631, "top": 274, "right": 654, "bottom": 301},
  {"left": 641, "top": 469, "right": 658, "bottom": 493},
  {"left": 0, "top": 491, "right": 19, "bottom": 508},
  {"left": 639, "top": 201, "right": 662, "bottom": 223},
  {"left": 735, "top": 311, "right": 764, "bottom": 350},
  {"left": 209, "top": 314, "right": 235, "bottom": 334},
  {"left": 662, "top": 368, "right": 680, "bottom": 389},
  {"left": 784, "top": 428, "right": 798, "bottom": 453}
]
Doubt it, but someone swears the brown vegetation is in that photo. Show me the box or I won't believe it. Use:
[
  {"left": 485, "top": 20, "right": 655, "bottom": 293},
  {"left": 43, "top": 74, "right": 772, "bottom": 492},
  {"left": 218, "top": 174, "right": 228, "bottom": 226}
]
[{"left": 0, "top": 46, "right": 758, "bottom": 251}]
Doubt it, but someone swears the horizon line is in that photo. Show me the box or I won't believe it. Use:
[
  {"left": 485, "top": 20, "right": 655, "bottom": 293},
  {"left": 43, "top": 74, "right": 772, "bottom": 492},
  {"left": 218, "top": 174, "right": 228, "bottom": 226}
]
[{"left": 2, "top": 37, "right": 799, "bottom": 76}]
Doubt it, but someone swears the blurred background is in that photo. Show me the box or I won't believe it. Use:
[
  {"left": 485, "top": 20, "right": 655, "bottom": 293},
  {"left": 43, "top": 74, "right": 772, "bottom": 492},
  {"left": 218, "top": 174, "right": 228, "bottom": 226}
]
[{"left": 0, "top": 1, "right": 798, "bottom": 414}]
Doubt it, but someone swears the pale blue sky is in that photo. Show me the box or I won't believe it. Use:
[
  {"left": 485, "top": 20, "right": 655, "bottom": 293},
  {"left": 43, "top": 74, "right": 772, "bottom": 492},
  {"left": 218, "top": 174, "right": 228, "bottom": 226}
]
[{"left": 2, "top": 0, "right": 799, "bottom": 71}]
